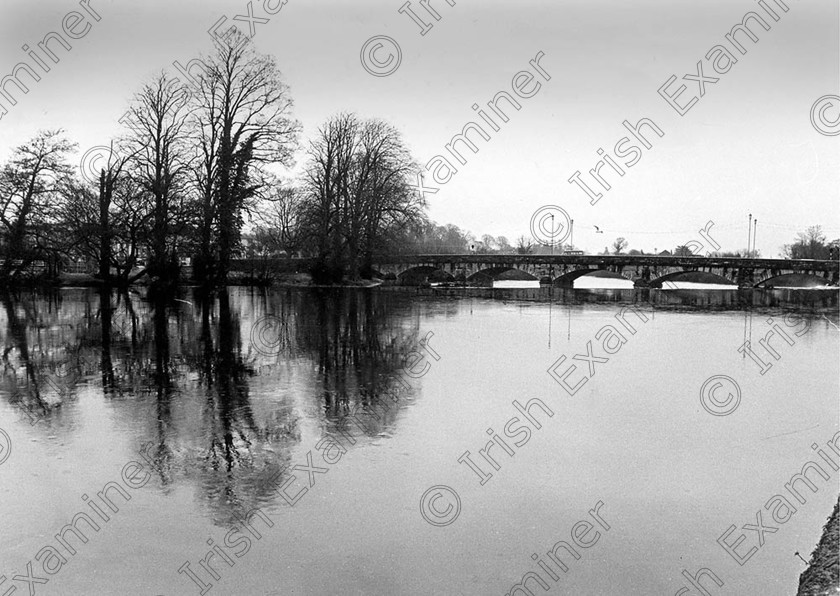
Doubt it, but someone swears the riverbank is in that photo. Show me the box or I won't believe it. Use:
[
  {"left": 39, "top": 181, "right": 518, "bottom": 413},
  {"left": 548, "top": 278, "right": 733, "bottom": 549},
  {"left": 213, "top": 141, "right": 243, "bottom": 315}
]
[
  {"left": 5, "top": 272, "right": 386, "bottom": 289},
  {"left": 797, "top": 497, "right": 839, "bottom": 596},
  {"left": 4, "top": 270, "right": 840, "bottom": 291}
]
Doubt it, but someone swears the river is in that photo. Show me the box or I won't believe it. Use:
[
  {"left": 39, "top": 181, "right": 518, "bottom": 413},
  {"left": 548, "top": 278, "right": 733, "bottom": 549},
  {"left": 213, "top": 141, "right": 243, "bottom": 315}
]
[{"left": 0, "top": 287, "right": 837, "bottom": 595}]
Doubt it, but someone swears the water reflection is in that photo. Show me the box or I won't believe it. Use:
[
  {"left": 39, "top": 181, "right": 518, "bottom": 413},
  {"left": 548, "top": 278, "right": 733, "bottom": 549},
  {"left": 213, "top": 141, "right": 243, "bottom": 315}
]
[
  {"left": 425, "top": 285, "right": 838, "bottom": 311},
  {"left": 1, "top": 286, "right": 836, "bottom": 528},
  {"left": 0, "top": 287, "right": 423, "bottom": 526},
  {"left": 1, "top": 286, "right": 838, "bottom": 594}
]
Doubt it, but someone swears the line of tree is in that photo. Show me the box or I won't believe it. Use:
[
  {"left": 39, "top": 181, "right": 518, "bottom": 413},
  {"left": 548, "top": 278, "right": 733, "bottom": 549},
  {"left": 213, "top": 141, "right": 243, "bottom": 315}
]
[
  {"left": 598, "top": 228, "right": 839, "bottom": 259},
  {"left": 782, "top": 226, "right": 839, "bottom": 260},
  {"left": 0, "top": 32, "right": 432, "bottom": 286},
  {"left": 1, "top": 31, "right": 301, "bottom": 286}
]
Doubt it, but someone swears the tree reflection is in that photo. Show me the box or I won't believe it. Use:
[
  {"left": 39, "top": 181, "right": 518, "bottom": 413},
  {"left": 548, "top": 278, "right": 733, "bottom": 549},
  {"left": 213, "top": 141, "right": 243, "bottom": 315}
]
[
  {"left": 1, "top": 290, "right": 51, "bottom": 422},
  {"left": 0, "top": 287, "right": 423, "bottom": 526},
  {"left": 181, "top": 288, "right": 296, "bottom": 526},
  {"left": 143, "top": 292, "right": 175, "bottom": 486},
  {"left": 293, "top": 289, "right": 420, "bottom": 435}
]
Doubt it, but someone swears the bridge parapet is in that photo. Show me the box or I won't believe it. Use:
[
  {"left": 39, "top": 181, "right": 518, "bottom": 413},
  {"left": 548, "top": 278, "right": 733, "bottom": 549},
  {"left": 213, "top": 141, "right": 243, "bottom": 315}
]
[{"left": 371, "top": 254, "right": 839, "bottom": 287}]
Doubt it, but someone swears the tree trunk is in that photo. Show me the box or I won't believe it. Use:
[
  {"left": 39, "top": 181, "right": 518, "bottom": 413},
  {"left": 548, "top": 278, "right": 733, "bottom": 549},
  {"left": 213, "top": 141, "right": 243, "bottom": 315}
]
[{"left": 98, "top": 170, "right": 112, "bottom": 285}]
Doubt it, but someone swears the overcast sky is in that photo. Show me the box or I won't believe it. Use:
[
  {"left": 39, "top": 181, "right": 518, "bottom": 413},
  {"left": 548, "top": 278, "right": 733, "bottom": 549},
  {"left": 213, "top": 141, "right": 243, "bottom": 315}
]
[{"left": 1, "top": 0, "right": 838, "bottom": 255}]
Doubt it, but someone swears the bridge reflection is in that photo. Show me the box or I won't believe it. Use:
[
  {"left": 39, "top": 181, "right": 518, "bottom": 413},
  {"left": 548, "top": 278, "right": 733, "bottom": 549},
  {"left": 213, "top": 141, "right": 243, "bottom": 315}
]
[{"left": 418, "top": 286, "right": 840, "bottom": 311}]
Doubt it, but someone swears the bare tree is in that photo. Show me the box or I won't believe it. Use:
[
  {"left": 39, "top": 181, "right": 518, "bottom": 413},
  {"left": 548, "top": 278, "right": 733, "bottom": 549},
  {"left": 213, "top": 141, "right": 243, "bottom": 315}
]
[
  {"left": 55, "top": 178, "right": 99, "bottom": 268},
  {"left": 107, "top": 174, "right": 152, "bottom": 284},
  {"left": 0, "top": 130, "right": 75, "bottom": 280},
  {"left": 515, "top": 235, "right": 533, "bottom": 255},
  {"left": 58, "top": 143, "right": 152, "bottom": 285},
  {"left": 257, "top": 185, "right": 304, "bottom": 256},
  {"left": 190, "top": 31, "right": 300, "bottom": 284},
  {"left": 612, "top": 237, "right": 628, "bottom": 255},
  {"left": 124, "top": 72, "right": 192, "bottom": 282},
  {"left": 481, "top": 234, "right": 497, "bottom": 252},
  {"left": 783, "top": 225, "right": 828, "bottom": 260},
  {"left": 355, "top": 119, "right": 423, "bottom": 275},
  {"left": 496, "top": 235, "right": 512, "bottom": 253},
  {"left": 300, "top": 113, "right": 357, "bottom": 277},
  {"left": 95, "top": 146, "right": 138, "bottom": 284},
  {"left": 301, "top": 113, "right": 422, "bottom": 281}
]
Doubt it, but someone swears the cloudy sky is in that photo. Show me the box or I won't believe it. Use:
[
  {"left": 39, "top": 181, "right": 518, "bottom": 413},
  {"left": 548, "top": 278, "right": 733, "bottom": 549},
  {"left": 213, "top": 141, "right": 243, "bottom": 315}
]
[{"left": 1, "top": 0, "right": 837, "bottom": 255}]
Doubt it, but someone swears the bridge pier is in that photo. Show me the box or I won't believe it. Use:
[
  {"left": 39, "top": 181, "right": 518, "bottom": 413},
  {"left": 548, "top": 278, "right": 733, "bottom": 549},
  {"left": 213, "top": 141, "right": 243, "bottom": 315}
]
[{"left": 736, "top": 267, "right": 755, "bottom": 289}]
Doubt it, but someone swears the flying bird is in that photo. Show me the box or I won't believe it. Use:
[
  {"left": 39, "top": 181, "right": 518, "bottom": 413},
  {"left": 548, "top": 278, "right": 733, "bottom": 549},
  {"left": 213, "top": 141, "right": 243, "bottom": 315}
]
[{"left": 594, "top": 226, "right": 603, "bottom": 233}]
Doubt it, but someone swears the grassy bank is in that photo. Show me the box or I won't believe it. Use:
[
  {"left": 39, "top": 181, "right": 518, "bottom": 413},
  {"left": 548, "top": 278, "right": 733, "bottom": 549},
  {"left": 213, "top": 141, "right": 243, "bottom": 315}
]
[{"left": 797, "top": 497, "right": 839, "bottom": 596}]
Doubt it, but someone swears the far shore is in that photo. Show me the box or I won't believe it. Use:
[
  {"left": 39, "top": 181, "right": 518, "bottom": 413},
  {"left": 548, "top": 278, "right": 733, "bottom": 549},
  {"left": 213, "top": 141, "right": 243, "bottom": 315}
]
[{"left": 2, "top": 270, "right": 838, "bottom": 290}]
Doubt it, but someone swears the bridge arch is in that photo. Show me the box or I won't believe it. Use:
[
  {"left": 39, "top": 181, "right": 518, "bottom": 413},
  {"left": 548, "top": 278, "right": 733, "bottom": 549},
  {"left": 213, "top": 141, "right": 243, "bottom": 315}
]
[
  {"left": 466, "top": 267, "right": 539, "bottom": 283},
  {"left": 397, "top": 266, "right": 454, "bottom": 285},
  {"left": 553, "top": 269, "right": 632, "bottom": 288},
  {"left": 755, "top": 273, "right": 835, "bottom": 289},
  {"left": 649, "top": 271, "right": 735, "bottom": 289}
]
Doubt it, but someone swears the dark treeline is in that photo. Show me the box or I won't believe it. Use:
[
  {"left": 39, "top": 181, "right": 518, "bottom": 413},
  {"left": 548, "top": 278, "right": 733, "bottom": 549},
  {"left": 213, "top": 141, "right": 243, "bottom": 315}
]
[
  {"left": 781, "top": 225, "right": 839, "bottom": 260},
  {"left": 0, "top": 31, "right": 484, "bottom": 287},
  {"left": 1, "top": 31, "right": 299, "bottom": 286}
]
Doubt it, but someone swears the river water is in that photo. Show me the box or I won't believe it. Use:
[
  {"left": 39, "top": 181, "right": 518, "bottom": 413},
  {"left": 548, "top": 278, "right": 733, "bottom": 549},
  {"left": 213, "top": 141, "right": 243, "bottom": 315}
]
[{"left": 0, "top": 287, "right": 837, "bottom": 595}]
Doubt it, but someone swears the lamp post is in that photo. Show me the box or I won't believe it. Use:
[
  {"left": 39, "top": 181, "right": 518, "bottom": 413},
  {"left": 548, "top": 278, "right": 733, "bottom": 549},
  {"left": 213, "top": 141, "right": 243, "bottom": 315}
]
[
  {"left": 752, "top": 219, "right": 758, "bottom": 258},
  {"left": 550, "top": 213, "right": 554, "bottom": 282},
  {"left": 550, "top": 213, "right": 554, "bottom": 257},
  {"left": 570, "top": 219, "right": 574, "bottom": 252},
  {"left": 747, "top": 213, "right": 752, "bottom": 258}
]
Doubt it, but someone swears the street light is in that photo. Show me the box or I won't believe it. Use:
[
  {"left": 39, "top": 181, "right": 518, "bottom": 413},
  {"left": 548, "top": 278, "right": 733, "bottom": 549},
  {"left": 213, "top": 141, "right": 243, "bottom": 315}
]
[
  {"left": 747, "top": 213, "right": 752, "bottom": 258},
  {"left": 549, "top": 213, "right": 554, "bottom": 282},
  {"left": 753, "top": 219, "right": 758, "bottom": 258},
  {"left": 570, "top": 219, "right": 574, "bottom": 252},
  {"left": 550, "top": 212, "right": 555, "bottom": 258}
]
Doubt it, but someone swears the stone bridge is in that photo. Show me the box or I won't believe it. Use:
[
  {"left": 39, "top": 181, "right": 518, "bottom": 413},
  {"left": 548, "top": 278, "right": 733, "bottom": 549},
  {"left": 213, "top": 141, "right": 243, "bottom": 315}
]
[{"left": 370, "top": 254, "right": 840, "bottom": 288}]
